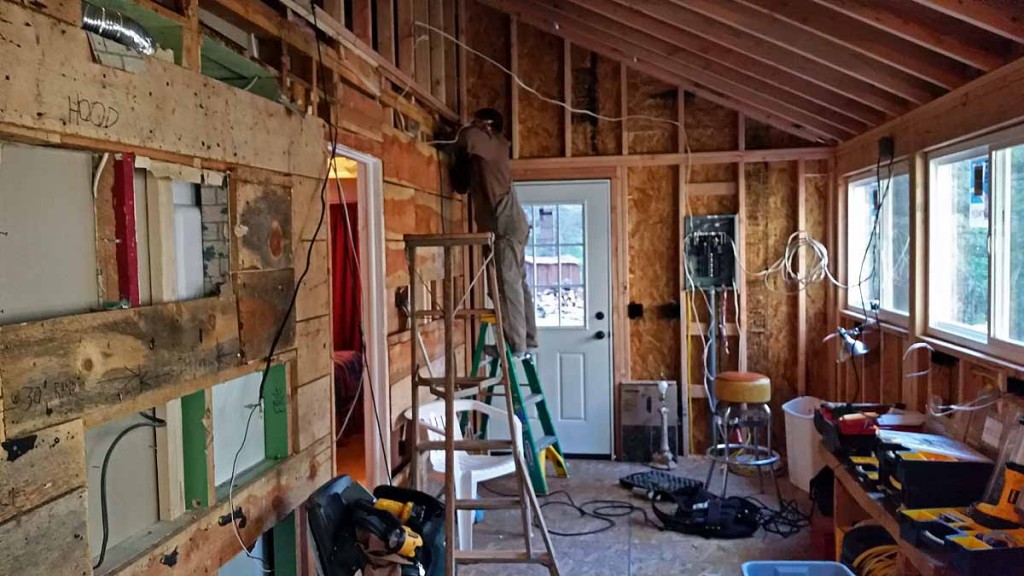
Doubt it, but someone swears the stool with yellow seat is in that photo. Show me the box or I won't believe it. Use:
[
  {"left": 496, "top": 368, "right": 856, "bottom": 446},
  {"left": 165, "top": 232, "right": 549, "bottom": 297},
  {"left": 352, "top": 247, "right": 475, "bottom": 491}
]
[{"left": 704, "top": 371, "right": 781, "bottom": 500}]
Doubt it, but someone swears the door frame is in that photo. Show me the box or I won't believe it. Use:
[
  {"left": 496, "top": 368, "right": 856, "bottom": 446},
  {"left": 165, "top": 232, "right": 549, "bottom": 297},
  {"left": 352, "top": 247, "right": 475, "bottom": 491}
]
[
  {"left": 330, "top": 143, "right": 391, "bottom": 487},
  {"left": 511, "top": 165, "right": 629, "bottom": 458}
]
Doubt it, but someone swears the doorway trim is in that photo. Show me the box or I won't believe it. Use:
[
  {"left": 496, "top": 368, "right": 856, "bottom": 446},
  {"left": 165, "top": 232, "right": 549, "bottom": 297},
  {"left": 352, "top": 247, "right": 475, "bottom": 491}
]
[
  {"left": 331, "top": 143, "right": 391, "bottom": 486},
  {"left": 511, "top": 165, "right": 629, "bottom": 458}
]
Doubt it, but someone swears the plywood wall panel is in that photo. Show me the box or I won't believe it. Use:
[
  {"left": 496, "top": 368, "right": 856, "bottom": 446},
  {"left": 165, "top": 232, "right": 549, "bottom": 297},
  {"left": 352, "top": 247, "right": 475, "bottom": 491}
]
[
  {"left": 744, "top": 161, "right": 798, "bottom": 442},
  {"left": 684, "top": 94, "right": 738, "bottom": 153},
  {"left": 516, "top": 23, "right": 563, "bottom": 159},
  {"left": 570, "top": 47, "right": 622, "bottom": 157},
  {"left": 805, "top": 174, "right": 832, "bottom": 400},
  {"left": 627, "top": 166, "right": 679, "bottom": 381},
  {"left": 745, "top": 118, "right": 815, "bottom": 151},
  {"left": 465, "top": 0, "right": 511, "bottom": 138},
  {"left": 626, "top": 69, "right": 676, "bottom": 155}
]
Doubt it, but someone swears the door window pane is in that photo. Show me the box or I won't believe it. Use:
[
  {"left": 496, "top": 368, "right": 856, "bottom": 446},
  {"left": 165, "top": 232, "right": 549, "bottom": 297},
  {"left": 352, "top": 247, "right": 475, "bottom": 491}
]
[
  {"left": 524, "top": 202, "right": 586, "bottom": 327},
  {"left": 929, "top": 151, "right": 989, "bottom": 337}
]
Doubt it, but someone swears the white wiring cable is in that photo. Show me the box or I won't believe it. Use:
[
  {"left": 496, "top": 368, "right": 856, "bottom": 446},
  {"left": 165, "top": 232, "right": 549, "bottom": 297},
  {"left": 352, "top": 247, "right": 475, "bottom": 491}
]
[
  {"left": 902, "top": 341, "right": 933, "bottom": 380},
  {"left": 929, "top": 390, "right": 1005, "bottom": 417},
  {"left": 412, "top": 21, "right": 687, "bottom": 131},
  {"left": 728, "top": 231, "right": 850, "bottom": 295}
]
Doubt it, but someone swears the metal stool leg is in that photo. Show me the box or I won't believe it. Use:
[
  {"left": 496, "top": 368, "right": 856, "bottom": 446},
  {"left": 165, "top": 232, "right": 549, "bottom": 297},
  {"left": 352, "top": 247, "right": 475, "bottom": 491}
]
[
  {"left": 705, "top": 408, "right": 720, "bottom": 489},
  {"left": 721, "top": 404, "right": 733, "bottom": 497},
  {"left": 764, "top": 403, "right": 784, "bottom": 504}
]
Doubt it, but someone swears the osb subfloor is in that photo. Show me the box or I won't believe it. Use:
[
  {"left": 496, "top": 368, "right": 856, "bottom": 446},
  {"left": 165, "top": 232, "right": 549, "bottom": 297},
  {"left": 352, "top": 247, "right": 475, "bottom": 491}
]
[{"left": 460, "top": 457, "right": 817, "bottom": 576}]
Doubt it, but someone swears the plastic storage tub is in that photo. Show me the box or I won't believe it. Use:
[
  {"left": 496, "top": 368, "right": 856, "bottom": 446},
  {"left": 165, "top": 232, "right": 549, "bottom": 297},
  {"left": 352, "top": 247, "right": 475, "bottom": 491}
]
[
  {"left": 742, "top": 561, "right": 855, "bottom": 576},
  {"left": 782, "top": 396, "right": 825, "bottom": 493}
]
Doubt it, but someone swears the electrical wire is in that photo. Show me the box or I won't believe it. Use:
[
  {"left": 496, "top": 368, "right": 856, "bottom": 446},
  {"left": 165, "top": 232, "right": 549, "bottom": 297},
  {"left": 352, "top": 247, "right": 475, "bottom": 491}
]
[
  {"left": 93, "top": 412, "right": 167, "bottom": 570},
  {"left": 224, "top": 1, "right": 337, "bottom": 569},
  {"left": 902, "top": 341, "right": 933, "bottom": 380},
  {"left": 852, "top": 544, "right": 898, "bottom": 576},
  {"left": 929, "top": 389, "right": 1005, "bottom": 417},
  {"left": 411, "top": 21, "right": 687, "bottom": 132}
]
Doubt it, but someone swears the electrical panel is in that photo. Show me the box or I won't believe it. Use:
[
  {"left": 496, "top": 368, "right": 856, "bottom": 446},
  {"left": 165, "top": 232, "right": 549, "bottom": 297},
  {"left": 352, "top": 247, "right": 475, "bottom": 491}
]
[{"left": 683, "top": 214, "right": 738, "bottom": 290}]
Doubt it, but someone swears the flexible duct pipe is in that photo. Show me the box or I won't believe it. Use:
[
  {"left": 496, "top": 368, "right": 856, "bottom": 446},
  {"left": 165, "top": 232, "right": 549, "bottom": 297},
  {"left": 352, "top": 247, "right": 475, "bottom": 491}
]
[{"left": 81, "top": 2, "right": 156, "bottom": 56}]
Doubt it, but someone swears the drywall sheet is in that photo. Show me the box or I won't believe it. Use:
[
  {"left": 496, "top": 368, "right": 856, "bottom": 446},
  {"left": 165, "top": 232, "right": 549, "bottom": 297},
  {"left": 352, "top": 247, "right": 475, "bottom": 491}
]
[
  {"left": 0, "top": 143, "right": 97, "bottom": 325},
  {"left": 212, "top": 371, "right": 267, "bottom": 486}
]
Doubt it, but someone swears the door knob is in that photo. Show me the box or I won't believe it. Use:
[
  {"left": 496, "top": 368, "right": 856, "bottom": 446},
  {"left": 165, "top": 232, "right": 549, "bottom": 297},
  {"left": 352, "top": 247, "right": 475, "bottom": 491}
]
[{"left": 595, "top": 330, "right": 607, "bottom": 340}]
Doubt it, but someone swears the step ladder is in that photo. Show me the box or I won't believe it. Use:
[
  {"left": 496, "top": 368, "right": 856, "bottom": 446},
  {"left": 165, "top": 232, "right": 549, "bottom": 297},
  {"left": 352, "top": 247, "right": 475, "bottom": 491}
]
[
  {"left": 405, "top": 232, "right": 560, "bottom": 576},
  {"left": 469, "top": 320, "right": 569, "bottom": 495}
]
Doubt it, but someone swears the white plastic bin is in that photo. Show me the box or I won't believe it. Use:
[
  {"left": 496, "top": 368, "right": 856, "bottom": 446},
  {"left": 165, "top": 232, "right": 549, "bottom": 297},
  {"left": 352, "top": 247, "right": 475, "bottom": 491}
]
[
  {"left": 743, "top": 561, "right": 855, "bottom": 576},
  {"left": 782, "top": 396, "right": 824, "bottom": 493}
]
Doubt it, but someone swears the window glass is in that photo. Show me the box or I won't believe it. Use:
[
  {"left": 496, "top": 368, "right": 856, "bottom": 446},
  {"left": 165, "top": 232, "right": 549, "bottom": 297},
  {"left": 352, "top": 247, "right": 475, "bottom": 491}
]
[
  {"left": 847, "top": 178, "right": 879, "bottom": 310},
  {"left": 883, "top": 174, "right": 911, "bottom": 314},
  {"left": 994, "top": 144, "right": 1024, "bottom": 344},
  {"left": 930, "top": 152, "right": 989, "bottom": 337},
  {"left": 524, "top": 202, "right": 586, "bottom": 327}
]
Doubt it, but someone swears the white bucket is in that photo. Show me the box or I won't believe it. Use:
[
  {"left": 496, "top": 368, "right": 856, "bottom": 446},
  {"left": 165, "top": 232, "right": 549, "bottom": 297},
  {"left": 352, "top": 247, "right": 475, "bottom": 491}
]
[{"left": 782, "top": 396, "right": 825, "bottom": 493}]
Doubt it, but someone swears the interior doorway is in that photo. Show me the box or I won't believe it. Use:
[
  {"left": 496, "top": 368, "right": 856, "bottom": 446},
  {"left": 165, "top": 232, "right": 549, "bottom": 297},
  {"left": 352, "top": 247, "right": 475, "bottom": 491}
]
[{"left": 327, "top": 147, "right": 390, "bottom": 487}]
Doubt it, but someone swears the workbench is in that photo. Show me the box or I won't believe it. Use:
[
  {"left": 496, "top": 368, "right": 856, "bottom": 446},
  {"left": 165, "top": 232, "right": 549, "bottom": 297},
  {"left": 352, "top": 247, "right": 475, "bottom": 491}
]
[{"left": 824, "top": 447, "right": 958, "bottom": 576}]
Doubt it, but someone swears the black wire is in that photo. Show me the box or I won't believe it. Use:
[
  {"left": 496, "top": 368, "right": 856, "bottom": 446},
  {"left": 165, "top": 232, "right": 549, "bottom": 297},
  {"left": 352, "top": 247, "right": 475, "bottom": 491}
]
[
  {"left": 313, "top": 5, "right": 392, "bottom": 485},
  {"left": 481, "top": 483, "right": 659, "bottom": 537},
  {"left": 742, "top": 496, "right": 812, "bottom": 539},
  {"left": 93, "top": 413, "right": 167, "bottom": 570}
]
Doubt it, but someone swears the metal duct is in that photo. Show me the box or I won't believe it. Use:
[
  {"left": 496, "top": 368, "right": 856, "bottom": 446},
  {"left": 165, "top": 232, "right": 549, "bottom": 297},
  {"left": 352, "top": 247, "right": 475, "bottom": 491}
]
[{"left": 81, "top": 3, "right": 156, "bottom": 56}]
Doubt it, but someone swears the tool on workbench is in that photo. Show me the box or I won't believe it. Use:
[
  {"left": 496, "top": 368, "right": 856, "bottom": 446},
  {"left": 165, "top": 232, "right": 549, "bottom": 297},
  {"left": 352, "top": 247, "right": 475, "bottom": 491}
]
[{"left": 973, "top": 417, "right": 1024, "bottom": 527}]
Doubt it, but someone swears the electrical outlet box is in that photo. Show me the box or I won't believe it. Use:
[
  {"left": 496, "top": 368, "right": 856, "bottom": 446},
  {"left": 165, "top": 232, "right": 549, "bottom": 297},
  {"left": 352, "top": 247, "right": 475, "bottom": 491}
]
[{"left": 683, "top": 214, "right": 738, "bottom": 290}]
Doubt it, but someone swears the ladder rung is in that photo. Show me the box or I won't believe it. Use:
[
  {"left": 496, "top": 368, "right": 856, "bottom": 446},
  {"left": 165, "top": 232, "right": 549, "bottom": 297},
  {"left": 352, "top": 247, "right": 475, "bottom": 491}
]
[
  {"left": 455, "top": 497, "right": 521, "bottom": 510},
  {"left": 418, "top": 376, "right": 502, "bottom": 391},
  {"left": 418, "top": 439, "right": 513, "bottom": 452},
  {"left": 521, "top": 393, "right": 544, "bottom": 406},
  {"left": 404, "top": 233, "right": 493, "bottom": 248},
  {"left": 454, "top": 550, "right": 554, "bottom": 565},
  {"left": 536, "top": 435, "right": 558, "bottom": 451},
  {"left": 414, "top": 308, "right": 495, "bottom": 319}
]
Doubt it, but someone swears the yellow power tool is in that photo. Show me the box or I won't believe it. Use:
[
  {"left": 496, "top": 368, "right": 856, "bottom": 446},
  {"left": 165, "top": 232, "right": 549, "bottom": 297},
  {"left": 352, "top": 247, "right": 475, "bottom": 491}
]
[{"left": 975, "top": 462, "right": 1024, "bottom": 526}]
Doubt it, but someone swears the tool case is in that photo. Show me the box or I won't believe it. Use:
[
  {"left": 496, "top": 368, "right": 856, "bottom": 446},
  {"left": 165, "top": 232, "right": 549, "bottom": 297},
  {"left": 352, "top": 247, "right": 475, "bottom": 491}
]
[
  {"left": 814, "top": 403, "right": 923, "bottom": 456},
  {"left": 876, "top": 430, "right": 994, "bottom": 508},
  {"left": 900, "top": 507, "right": 1024, "bottom": 576}
]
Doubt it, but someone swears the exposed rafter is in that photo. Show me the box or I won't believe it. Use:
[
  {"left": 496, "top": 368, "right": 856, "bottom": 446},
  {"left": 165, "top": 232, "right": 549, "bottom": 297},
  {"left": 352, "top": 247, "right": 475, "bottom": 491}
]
[
  {"left": 734, "top": 0, "right": 980, "bottom": 90},
  {"left": 906, "top": 0, "right": 1024, "bottom": 44},
  {"left": 560, "top": 0, "right": 884, "bottom": 127},
  {"left": 808, "top": 0, "right": 1007, "bottom": 71},
  {"left": 612, "top": 0, "right": 910, "bottom": 118},
  {"left": 676, "top": 0, "right": 943, "bottom": 103},
  {"left": 541, "top": 0, "right": 860, "bottom": 137},
  {"left": 479, "top": 0, "right": 835, "bottom": 143}
]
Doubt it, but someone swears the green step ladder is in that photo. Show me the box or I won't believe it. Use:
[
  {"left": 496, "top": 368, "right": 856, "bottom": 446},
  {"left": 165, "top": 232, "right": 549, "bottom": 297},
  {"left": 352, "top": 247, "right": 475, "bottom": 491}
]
[{"left": 469, "top": 318, "right": 568, "bottom": 495}]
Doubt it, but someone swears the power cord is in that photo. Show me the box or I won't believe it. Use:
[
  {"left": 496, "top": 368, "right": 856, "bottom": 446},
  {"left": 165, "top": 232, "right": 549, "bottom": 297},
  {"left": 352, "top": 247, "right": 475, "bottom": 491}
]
[{"left": 93, "top": 411, "right": 167, "bottom": 570}]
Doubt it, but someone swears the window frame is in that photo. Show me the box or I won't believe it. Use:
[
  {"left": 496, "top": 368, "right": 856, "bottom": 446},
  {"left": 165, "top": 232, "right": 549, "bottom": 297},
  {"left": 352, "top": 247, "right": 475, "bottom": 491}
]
[
  {"left": 844, "top": 161, "right": 910, "bottom": 326},
  {"left": 925, "top": 124, "right": 1024, "bottom": 358}
]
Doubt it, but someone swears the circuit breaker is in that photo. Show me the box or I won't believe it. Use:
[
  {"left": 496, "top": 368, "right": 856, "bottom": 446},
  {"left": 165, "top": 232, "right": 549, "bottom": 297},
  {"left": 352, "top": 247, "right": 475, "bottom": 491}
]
[{"left": 683, "top": 214, "right": 738, "bottom": 290}]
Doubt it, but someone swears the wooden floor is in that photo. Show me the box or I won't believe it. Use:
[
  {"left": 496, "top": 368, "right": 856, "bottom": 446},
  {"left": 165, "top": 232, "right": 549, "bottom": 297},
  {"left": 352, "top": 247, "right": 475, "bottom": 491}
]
[{"left": 461, "top": 457, "right": 819, "bottom": 576}]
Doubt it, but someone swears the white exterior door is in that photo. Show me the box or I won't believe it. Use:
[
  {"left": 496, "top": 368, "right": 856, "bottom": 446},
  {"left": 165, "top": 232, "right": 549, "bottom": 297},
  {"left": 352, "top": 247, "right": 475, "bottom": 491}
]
[{"left": 515, "top": 180, "right": 613, "bottom": 456}]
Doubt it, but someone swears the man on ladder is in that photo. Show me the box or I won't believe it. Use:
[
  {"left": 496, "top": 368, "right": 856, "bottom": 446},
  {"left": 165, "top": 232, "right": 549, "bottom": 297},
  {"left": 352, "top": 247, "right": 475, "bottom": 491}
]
[{"left": 452, "top": 108, "right": 536, "bottom": 355}]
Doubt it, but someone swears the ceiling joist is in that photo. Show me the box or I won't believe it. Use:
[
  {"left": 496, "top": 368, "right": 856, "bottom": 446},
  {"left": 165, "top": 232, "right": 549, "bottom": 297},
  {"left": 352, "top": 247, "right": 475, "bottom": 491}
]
[
  {"left": 480, "top": 0, "right": 838, "bottom": 143},
  {"left": 808, "top": 0, "right": 1007, "bottom": 71},
  {"left": 906, "top": 0, "right": 1024, "bottom": 44}
]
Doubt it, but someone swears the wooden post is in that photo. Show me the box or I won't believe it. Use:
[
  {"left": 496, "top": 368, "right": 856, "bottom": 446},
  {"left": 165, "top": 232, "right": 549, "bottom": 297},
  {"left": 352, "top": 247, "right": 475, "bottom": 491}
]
[
  {"left": 352, "top": 0, "right": 373, "bottom": 43},
  {"left": 408, "top": 244, "right": 420, "bottom": 490},
  {"left": 620, "top": 63, "right": 628, "bottom": 155},
  {"left": 825, "top": 156, "right": 838, "bottom": 399},
  {"left": 457, "top": 0, "right": 468, "bottom": 122},
  {"left": 907, "top": 152, "right": 928, "bottom": 407},
  {"left": 113, "top": 153, "right": 139, "bottom": 307},
  {"left": 414, "top": 0, "right": 431, "bottom": 87},
  {"left": 398, "top": 0, "right": 415, "bottom": 77},
  {"left": 180, "top": 0, "right": 201, "bottom": 70},
  {"left": 797, "top": 159, "right": 808, "bottom": 397},
  {"left": 443, "top": 246, "right": 456, "bottom": 576},
  {"left": 377, "top": 0, "right": 397, "bottom": 64},
  {"left": 429, "top": 0, "right": 446, "bottom": 101},
  {"left": 677, "top": 86, "right": 691, "bottom": 456},
  {"left": 737, "top": 114, "right": 748, "bottom": 371},
  {"left": 563, "top": 39, "right": 572, "bottom": 157},
  {"left": 510, "top": 16, "right": 520, "bottom": 159}
]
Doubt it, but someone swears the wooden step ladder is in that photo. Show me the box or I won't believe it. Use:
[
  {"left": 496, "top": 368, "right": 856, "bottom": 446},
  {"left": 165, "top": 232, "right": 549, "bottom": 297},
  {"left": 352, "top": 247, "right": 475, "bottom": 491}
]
[
  {"left": 470, "top": 320, "right": 569, "bottom": 495},
  {"left": 405, "top": 232, "right": 560, "bottom": 576}
]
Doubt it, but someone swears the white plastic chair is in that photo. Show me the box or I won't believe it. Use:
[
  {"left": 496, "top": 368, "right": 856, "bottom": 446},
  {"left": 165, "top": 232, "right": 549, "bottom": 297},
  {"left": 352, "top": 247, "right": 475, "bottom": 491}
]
[{"left": 405, "top": 399, "right": 523, "bottom": 550}]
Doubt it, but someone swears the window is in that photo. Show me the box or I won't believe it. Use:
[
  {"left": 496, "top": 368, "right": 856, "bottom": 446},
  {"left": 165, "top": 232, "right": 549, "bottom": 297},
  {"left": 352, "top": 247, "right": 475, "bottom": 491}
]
[
  {"left": 522, "top": 203, "right": 585, "bottom": 327},
  {"left": 927, "top": 127, "right": 1024, "bottom": 354},
  {"left": 929, "top": 148, "right": 989, "bottom": 339},
  {"left": 846, "top": 167, "right": 910, "bottom": 320}
]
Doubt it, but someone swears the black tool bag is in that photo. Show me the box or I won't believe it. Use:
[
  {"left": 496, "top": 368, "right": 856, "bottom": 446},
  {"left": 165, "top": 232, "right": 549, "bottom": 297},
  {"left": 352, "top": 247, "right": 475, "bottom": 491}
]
[{"left": 651, "top": 484, "right": 760, "bottom": 539}]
